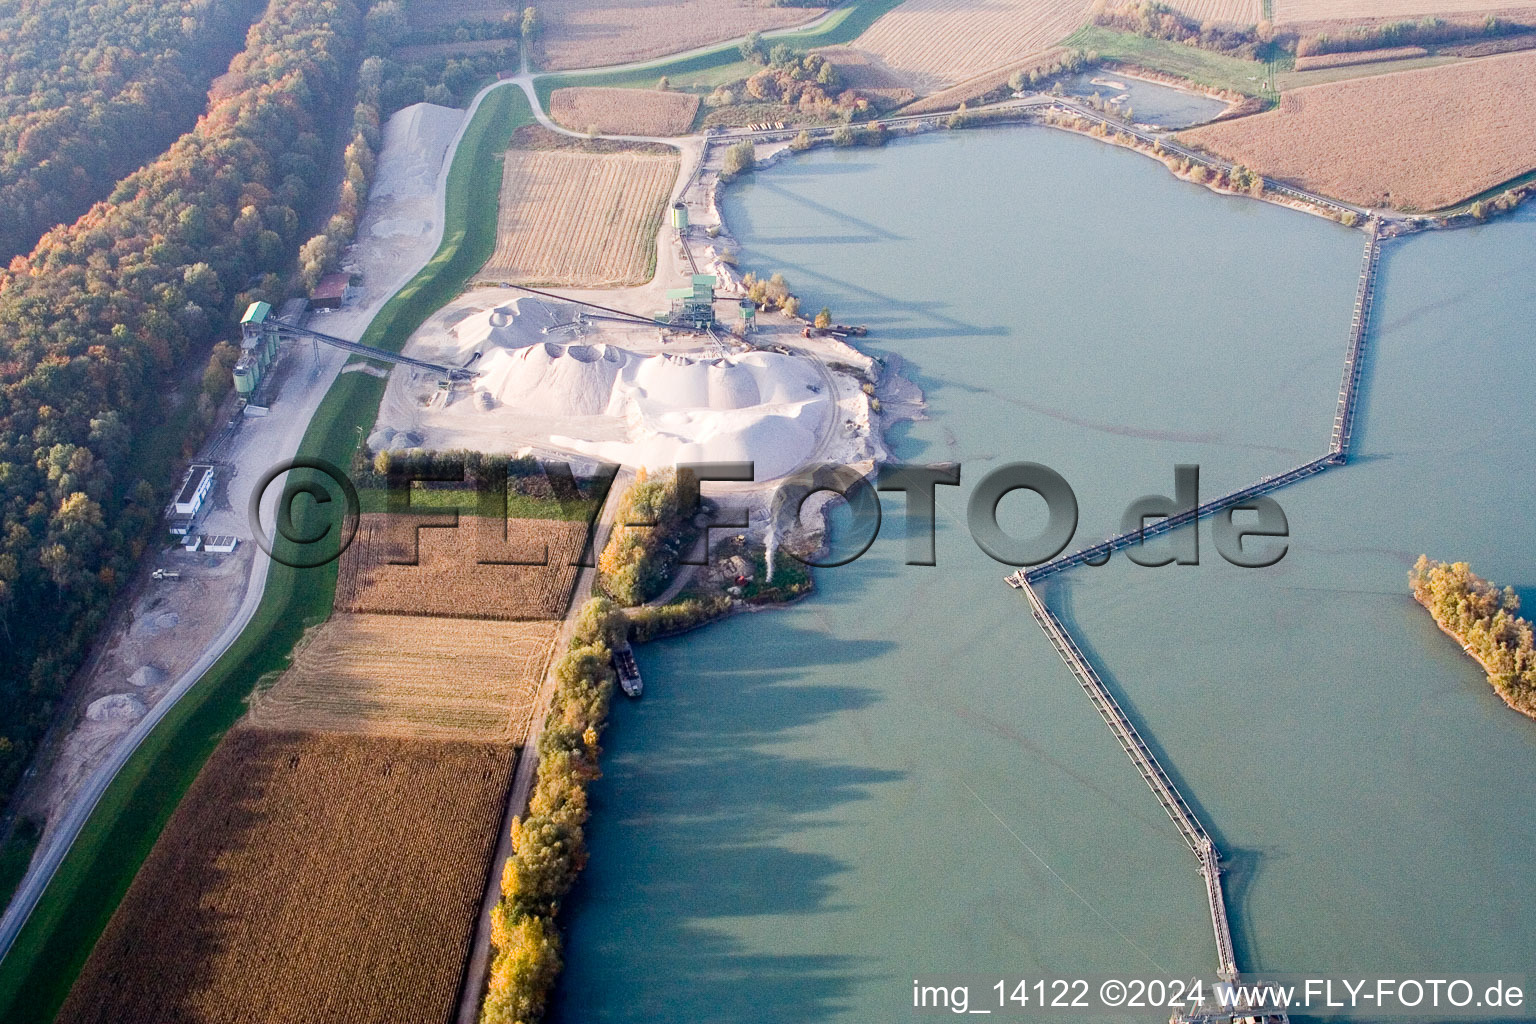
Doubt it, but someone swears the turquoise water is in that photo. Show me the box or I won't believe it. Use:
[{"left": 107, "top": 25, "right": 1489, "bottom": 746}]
[
  {"left": 552, "top": 128, "right": 1536, "bottom": 1022},
  {"left": 1057, "top": 72, "right": 1228, "bottom": 129}
]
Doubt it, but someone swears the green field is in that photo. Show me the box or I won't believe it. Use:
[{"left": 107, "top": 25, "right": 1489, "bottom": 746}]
[
  {"left": 0, "top": 83, "right": 533, "bottom": 1024},
  {"left": 1064, "top": 25, "right": 1273, "bottom": 97},
  {"left": 532, "top": 0, "right": 907, "bottom": 109},
  {"left": 358, "top": 486, "right": 598, "bottom": 521},
  {"left": 0, "top": 823, "right": 39, "bottom": 913}
]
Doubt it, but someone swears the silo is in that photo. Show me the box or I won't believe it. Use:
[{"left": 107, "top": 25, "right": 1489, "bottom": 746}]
[
  {"left": 738, "top": 299, "right": 756, "bottom": 332},
  {"left": 233, "top": 358, "right": 258, "bottom": 397},
  {"left": 670, "top": 202, "right": 688, "bottom": 231}
]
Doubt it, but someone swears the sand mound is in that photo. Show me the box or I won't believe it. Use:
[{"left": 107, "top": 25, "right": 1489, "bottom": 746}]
[
  {"left": 454, "top": 301, "right": 534, "bottom": 353},
  {"left": 470, "top": 342, "right": 829, "bottom": 479},
  {"left": 129, "top": 665, "right": 167, "bottom": 688},
  {"left": 370, "top": 103, "right": 463, "bottom": 202},
  {"left": 87, "top": 693, "right": 147, "bottom": 723}
]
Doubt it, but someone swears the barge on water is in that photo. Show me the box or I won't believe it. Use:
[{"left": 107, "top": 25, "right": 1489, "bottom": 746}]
[{"left": 614, "top": 644, "right": 643, "bottom": 698}]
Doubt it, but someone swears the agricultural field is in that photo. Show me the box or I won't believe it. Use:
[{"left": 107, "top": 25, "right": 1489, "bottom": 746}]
[
  {"left": 851, "top": 0, "right": 1094, "bottom": 89},
  {"left": 551, "top": 86, "right": 701, "bottom": 135},
  {"left": 1272, "top": 0, "right": 1535, "bottom": 23},
  {"left": 483, "top": 146, "right": 679, "bottom": 286},
  {"left": 1275, "top": 52, "right": 1455, "bottom": 89},
  {"left": 249, "top": 614, "right": 559, "bottom": 742},
  {"left": 1163, "top": 0, "right": 1260, "bottom": 25},
  {"left": 55, "top": 729, "right": 512, "bottom": 1024},
  {"left": 1439, "top": 31, "right": 1536, "bottom": 55},
  {"left": 534, "top": 0, "right": 824, "bottom": 71},
  {"left": 901, "top": 46, "right": 1069, "bottom": 113},
  {"left": 1293, "top": 45, "right": 1427, "bottom": 69},
  {"left": 336, "top": 514, "right": 587, "bottom": 620},
  {"left": 1180, "top": 49, "right": 1536, "bottom": 209}
]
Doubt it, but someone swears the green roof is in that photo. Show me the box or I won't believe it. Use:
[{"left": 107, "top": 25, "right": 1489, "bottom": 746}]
[
  {"left": 666, "top": 287, "right": 693, "bottom": 300},
  {"left": 240, "top": 301, "right": 271, "bottom": 325}
]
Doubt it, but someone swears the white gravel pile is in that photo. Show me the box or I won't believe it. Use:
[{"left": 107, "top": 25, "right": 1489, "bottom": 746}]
[{"left": 86, "top": 693, "right": 147, "bottom": 723}]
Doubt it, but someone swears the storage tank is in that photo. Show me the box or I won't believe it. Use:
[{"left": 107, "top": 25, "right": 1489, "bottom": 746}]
[
  {"left": 738, "top": 299, "right": 756, "bottom": 332},
  {"left": 670, "top": 202, "right": 688, "bottom": 231},
  {"left": 233, "top": 358, "right": 259, "bottom": 397}
]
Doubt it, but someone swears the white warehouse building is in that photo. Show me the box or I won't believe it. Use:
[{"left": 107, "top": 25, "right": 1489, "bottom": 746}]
[{"left": 167, "top": 464, "right": 215, "bottom": 536}]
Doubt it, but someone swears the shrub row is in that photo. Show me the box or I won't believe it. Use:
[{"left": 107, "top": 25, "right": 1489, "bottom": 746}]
[
  {"left": 1298, "top": 15, "right": 1533, "bottom": 57},
  {"left": 481, "top": 597, "right": 628, "bottom": 1024}
]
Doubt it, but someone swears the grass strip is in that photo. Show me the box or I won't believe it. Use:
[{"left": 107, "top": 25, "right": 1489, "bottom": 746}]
[{"left": 1063, "top": 25, "right": 1273, "bottom": 97}]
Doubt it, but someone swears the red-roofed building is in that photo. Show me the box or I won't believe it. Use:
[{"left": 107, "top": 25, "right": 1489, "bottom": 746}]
[{"left": 310, "top": 272, "right": 354, "bottom": 310}]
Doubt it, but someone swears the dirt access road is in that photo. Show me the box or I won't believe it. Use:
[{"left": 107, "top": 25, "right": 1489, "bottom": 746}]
[{"left": 0, "top": 92, "right": 483, "bottom": 961}]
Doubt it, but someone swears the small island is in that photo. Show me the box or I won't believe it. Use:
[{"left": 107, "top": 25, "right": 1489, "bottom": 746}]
[{"left": 1410, "top": 555, "right": 1536, "bottom": 721}]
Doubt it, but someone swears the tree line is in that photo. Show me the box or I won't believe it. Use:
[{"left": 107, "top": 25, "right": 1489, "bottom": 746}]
[
  {"left": 1410, "top": 556, "right": 1536, "bottom": 720},
  {"left": 481, "top": 596, "right": 629, "bottom": 1024},
  {"left": 0, "top": 0, "right": 367, "bottom": 808},
  {"left": 1091, "top": 1, "right": 1270, "bottom": 58},
  {"left": 0, "top": 0, "right": 267, "bottom": 265},
  {"left": 1090, "top": 0, "right": 1533, "bottom": 61},
  {"left": 596, "top": 469, "right": 699, "bottom": 606},
  {"left": 361, "top": 0, "right": 517, "bottom": 113},
  {"left": 1298, "top": 15, "right": 1533, "bottom": 56}
]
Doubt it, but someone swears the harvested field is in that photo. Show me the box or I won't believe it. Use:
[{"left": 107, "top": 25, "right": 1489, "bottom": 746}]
[
  {"left": 1164, "top": 0, "right": 1260, "bottom": 24},
  {"left": 1293, "top": 45, "right": 1427, "bottom": 69},
  {"left": 484, "top": 146, "right": 678, "bottom": 286},
  {"left": 810, "top": 45, "right": 921, "bottom": 89},
  {"left": 901, "top": 46, "right": 1068, "bottom": 113},
  {"left": 550, "top": 86, "right": 701, "bottom": 135},
  {"left": 1439, "top": 31, "right": 1536, "bottom": 55},
  {"left": 57, "top": 729, "right": 513, "bottom": 1024},
  {"left": 1273, "top": 0, "right": 1534, "bottom": 23},
  {"left": 535, "top": 0, "right": 823, "bottom": 71},
  {"left": 250, "top": 613, "right": 559, "bottom": 741},
  {"left": 1180, "top": 49, "right": 1536, "bottom": 209},
  {"left": 853, "top": 0, "right": 1094, "bottom": 89},
  {"left": 336, "top": 514, "right": 586, "bottom": 620}
]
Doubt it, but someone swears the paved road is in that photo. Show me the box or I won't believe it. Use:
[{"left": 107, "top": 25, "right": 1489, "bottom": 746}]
[
  {"left": 0, "top": 77, "right": 511, "bottom": 967},
  {"left": 453, "top": 469, "right": 632, "bottom": 1024},
  {"left": 1, "top": 39, "right": 1390, "bottom": 983}
]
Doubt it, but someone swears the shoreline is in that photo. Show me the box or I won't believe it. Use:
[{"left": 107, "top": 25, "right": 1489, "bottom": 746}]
[{"left": 1414, "top": 594, "right": 1536, "bottom": 724}]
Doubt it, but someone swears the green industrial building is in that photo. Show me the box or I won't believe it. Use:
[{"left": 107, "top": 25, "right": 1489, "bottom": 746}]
[{"left": 657, "top": 274, "right": 717, "bottom": 330}]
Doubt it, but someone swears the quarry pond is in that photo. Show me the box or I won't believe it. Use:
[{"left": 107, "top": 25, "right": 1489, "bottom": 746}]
[{"left": 550, "top": 128, "right": 1536, "bottom": 1022}]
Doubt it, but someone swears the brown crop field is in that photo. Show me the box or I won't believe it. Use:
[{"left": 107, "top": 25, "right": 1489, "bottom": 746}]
[
  {"left": 57, "top": 729, "right": 513, "bottom": 1024},
  {"left": 1439, "top": 31, "right": 1536, "bottom": 56},
  {"left": 535, "top": 0, "right": 823, "bottom": 71},
  {"left": 336, "top": 514, "right": 586, "bottom": 620},
  {"left": 550, "top": 86, "right": 701, "bottom": 135},
  {"left": 1164, "top": 0, "right": 1260, "bottom": 25},
  {"left": 853, "top": 0, "right": 1094, "bottom": 89},
  {"left": 1272, "top": 0, "right": 1534, "bottom": 23},
  {"left": 1293, "top": 45, "right": 1427, "bottom": 69},
  {"left": 901, "top": 46, "right": 1069, "bottom": 113},
  {"left": 483, "top": 146, "right": 678, "bottom": 286},
  {"left": 249, "top": 613, "right": 559, "bottom": 741},
  {"left": 1180, "top": 50, "right": 1536, "bottom": 209}
]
